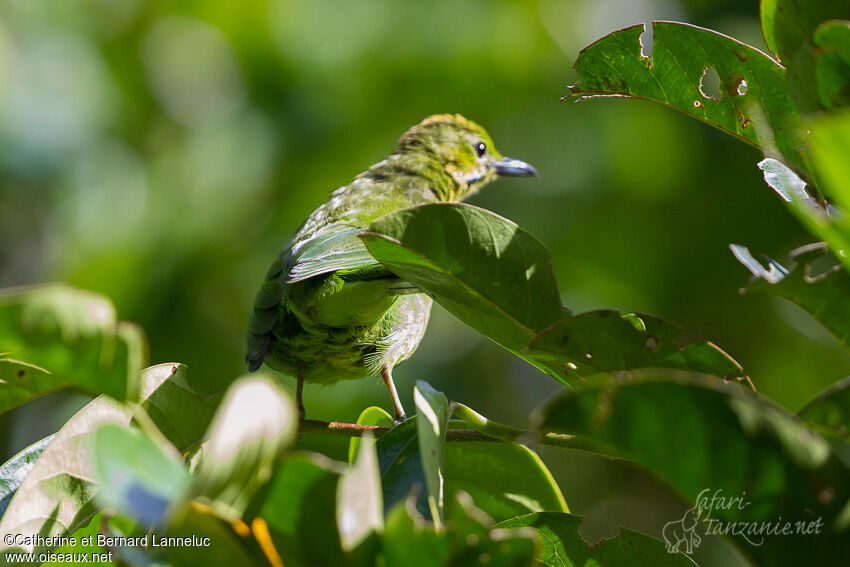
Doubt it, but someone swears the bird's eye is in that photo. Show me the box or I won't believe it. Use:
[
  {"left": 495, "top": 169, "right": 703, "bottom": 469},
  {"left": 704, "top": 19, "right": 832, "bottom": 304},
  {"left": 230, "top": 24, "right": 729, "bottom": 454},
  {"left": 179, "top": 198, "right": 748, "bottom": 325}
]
[{"left": 475, "top": 142, "right": 487, "bottom": 158}]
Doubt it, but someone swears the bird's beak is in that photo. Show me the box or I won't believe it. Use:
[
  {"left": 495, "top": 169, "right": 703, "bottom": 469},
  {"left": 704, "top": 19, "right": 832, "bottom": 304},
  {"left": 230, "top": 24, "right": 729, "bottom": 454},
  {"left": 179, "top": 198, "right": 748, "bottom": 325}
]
[{"left": 494, "top": 157, "right": 538, "bottom": 178}]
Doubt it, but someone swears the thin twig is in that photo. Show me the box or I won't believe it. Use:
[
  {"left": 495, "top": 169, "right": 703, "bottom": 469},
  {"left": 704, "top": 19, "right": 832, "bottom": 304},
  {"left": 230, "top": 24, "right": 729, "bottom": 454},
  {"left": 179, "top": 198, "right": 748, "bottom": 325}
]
[{"left": 298, "top": 419, "right": 595, "bottom": 450}]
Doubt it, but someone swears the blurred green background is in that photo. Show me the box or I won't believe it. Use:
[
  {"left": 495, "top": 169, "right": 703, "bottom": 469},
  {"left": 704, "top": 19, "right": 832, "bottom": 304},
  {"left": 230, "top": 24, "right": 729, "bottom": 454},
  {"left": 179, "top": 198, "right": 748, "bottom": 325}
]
[{"left": 0, "top": 0, "right": 844, "bottom": 563}]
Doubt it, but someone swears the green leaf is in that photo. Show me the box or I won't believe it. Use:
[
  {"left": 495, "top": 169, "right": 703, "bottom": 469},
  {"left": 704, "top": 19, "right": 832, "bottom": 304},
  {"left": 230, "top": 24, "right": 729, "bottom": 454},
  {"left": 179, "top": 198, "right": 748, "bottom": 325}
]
[
  {"left": 338, "top": 434, "right": 383, "bottom": 551},
  {"left": 381, "top": 493, "right": 536, "bottom": 567},
  {"left": 41, "top": 511, "right": 131, "bottom": 566},
  {"left": 759, "top": 0, "right": 850, "bottom": 111},
  {"left": 569, "top": 21, "right": 806, "bottom": 173},
  {"left": 140, "top": 363, "right": 219, "bottom": 453},
  {"left": 0, "top": 363, "right": 202, "bottom": 554},
  {"left": 799, "top": 377, "right": 850, "bottom": 466},
  {"left": 261, "top": 453, "right": 347, "bottom": 567},
  {"left": 377, "top": 419, "right": 566, "bottom": 524},
  {"left": 90, "top": 423, "right": 190, "bottom": 527},
  {"left": 814, "top": 20, "right": 850, "bottom": 109},
  {"left": 349, "top": 406, "right": 393, "bottom": 465},
  {"left": 732, "top": 242, "right": 850, "bottom": 353},
  {"left": 0, "top": 395, "right": 129, "bottom": 554},
  {"left": 443, "top": 442, "right": 567, "bottom": 523},
  {"left": 382, "top": 498, "right": 449, "bottom": 566},
  {"left": 0, "top": 435, "right": 53, "bottom": 521},
  {"left": 0, "top": 284, "right": 147, "bottom": 414},
  {"left": 528, "top": 310, "right": 742, "bottom": 385},
  {"left": 193, "top": 374, "right": 297, "bottom": 521},
  {"left": 810, "top": 111, "right": 850, "bottom": 224},
  {"left": 800, "top": 376, "right": 850, "bottom": 434},
  {"left": 536, "top": 370, "right": 850, "bottom": 564},
  {"left": 493, "top": 512, "right": 696, "bottom": 567},
  {"left": 375, "top": 418, "right": 428, "bottom": 517},
  {"left": 361, "top": 202, "right": 565, "bottom": 354},
  {"left": 414, "top": 381, "right": 451, "bottom": 526},
  {"left": 167, "top": 502, "right": 274, "bottom": 567}
]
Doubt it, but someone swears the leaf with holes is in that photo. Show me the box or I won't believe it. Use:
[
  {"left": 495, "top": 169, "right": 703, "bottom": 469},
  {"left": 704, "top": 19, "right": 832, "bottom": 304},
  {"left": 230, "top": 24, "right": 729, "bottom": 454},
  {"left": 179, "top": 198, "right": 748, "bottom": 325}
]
[
  {"left": 527, "top": 310, "right": 742, "bottom": 386},
  {"left": 732, "top": 242, "right": 850, "bottom": 354},
  {"left": 535, "top": 369, "right": 850, "bottom": 565},
  {"left": 568, "top": 21, "right": 807, "bottom": 173},
  {"left": 760, "top": 0, "right": 850, "bottom": 111},
  {"left": 0, "top": 284, "right": 147, "bottom": 414}
]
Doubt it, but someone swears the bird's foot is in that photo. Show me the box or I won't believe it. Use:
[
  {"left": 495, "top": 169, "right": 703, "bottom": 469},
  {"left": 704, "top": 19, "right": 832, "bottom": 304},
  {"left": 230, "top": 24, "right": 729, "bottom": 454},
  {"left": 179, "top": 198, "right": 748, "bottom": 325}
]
[{"left": 392, "top": 412, "right": 407, "bottom": 427}]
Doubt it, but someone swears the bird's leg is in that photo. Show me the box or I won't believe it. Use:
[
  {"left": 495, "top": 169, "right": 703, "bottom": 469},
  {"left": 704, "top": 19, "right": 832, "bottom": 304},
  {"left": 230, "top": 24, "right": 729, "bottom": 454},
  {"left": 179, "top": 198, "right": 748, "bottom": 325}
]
[
  {"left": 381, "top": 366, "right": 406, "bottom": 423},
  {"left": 296, "top": 368, "right": 306, "bottom": 421}
]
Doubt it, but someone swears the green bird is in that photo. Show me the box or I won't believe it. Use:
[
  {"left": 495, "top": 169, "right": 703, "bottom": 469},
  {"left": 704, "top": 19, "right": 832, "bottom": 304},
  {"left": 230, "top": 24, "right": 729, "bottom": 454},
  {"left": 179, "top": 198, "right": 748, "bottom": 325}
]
[{"left": 246, "top": 114, "right": 537, "bottom": 421}]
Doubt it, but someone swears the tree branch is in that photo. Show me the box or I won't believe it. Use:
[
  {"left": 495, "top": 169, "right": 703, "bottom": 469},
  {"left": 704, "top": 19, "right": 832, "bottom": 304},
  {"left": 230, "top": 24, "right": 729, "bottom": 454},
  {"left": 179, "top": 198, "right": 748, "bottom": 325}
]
[{"left": 299, "top": 419, "right": 598, "bottom": 450}]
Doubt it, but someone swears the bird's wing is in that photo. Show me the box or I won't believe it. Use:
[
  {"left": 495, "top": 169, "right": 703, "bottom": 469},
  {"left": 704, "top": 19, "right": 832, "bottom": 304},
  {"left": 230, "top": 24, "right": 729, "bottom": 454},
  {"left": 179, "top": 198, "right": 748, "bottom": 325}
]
[
  {"left": 246, "top": 225, "right": 417, "bottom": 371},
  {"left": 285, "top": 226, "right": 379, "bottom": 283}
]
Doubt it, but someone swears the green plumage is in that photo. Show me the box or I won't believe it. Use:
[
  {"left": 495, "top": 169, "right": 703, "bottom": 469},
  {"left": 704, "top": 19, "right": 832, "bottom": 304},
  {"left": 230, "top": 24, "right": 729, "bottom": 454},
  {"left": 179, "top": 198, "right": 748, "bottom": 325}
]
[{"left": 246, "top": 114, "right": 537, "bottom": 417}]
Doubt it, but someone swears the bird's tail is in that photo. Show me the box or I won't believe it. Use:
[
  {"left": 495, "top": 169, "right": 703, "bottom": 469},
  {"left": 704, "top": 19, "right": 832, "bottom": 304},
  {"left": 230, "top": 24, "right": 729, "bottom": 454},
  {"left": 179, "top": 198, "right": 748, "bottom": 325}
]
[{"left": 246, "top": 252, "right": 289, "bottom": 372}]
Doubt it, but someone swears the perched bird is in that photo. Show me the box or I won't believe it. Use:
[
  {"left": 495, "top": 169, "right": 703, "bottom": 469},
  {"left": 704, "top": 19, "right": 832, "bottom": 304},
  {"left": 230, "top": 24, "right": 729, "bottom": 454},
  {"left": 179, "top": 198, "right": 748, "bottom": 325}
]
[{"left": 246, "top": 114, "right": 537, "bottom": 421}]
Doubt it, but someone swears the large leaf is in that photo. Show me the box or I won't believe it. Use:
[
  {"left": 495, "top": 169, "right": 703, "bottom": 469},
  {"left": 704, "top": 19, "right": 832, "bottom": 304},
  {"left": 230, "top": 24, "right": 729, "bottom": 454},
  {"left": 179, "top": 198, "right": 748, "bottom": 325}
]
[
  {"left": 493, "top": 512, "right": 695, "bottom": 567},
  {"left": 759, "top": 0, "right": 850, "bottom": 111},
  {"left": 0, "top": 436, "right": 53, "bottom": 520},
  {"left": 0, "top": 284, "right": 147, "bottom": 413},
  {"left": 731, "top": 242, "right": 850, "bottom": 353},
  {"left": 377, "top": 419, "right": 566, "bottom": 524},
  {"left": 360, "top": 202, "right": 565, "bottom": 354},
  {"left": 568, "top": 22, "right": 806, "bottom": 173},
  {"left": 0, "top": 363, "right": 207, "bottom": 553},
  {"left": 536, "top": 370, "right": 850, "bottom": 565},
  {"left": 527, "top": 310, "right": 741, "bottom": 385},
  {"left": 193, "top": 374, "right": 297, "bottom": 521}
]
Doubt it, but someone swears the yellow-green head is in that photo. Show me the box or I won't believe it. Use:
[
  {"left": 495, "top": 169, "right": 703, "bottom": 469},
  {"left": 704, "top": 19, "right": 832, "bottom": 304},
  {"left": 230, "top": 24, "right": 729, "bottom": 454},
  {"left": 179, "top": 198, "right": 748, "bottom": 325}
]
[{"left": 369, "top": 114, "right": 537, "bottom": 202}]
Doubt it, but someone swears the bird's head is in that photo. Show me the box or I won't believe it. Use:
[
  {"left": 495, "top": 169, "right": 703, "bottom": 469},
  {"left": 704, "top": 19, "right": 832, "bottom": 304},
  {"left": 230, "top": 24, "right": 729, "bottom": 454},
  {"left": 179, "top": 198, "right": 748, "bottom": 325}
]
[{"left": 394, "top": 114, "right": 537, "bottom": 201}]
